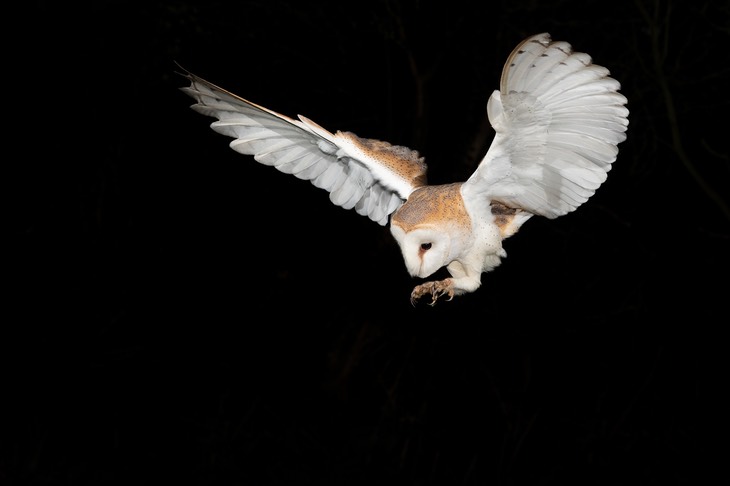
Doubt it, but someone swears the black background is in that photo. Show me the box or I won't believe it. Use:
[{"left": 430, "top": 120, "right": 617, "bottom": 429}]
[{"left": 6, "top": 1, "right": 728, "bottom": 485}]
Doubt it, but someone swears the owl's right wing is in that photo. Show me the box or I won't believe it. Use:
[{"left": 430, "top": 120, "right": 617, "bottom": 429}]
[
  {"left": 463, "top": 33, "right": 629, "bottom": 219},
  {"left": 179, "top": 66, "right": 428, "bottom": 226}
]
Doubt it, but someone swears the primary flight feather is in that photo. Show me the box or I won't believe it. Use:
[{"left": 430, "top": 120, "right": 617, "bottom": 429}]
[{"left": 179, "top": 32, "right": 629, "bottom": 305}]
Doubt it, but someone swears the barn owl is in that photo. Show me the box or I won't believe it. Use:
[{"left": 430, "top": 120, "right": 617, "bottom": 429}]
[{"left": 179, "top": 32, "right": 628, "bottom": 305}]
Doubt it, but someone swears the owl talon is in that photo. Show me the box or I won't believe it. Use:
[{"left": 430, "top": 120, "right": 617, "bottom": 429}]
[{"left": 410, "top": 279, "right": 455, "bottom": 306}]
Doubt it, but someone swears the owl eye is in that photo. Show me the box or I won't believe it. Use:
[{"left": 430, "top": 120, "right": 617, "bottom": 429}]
[{"left": 420, "top": 243, "right": 432, "bottom": 250}]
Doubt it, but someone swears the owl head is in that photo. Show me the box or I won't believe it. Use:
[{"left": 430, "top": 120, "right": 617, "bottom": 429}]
[
  {"left": 389, "top": 184, "right": 472, "bottom": 278},
  {"left": 389, "top": 224, "right": 453, "bottom": 278}
]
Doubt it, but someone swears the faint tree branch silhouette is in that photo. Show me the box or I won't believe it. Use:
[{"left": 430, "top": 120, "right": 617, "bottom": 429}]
[{"left": 635, "top": 0, "right": 730, "bottom": 222}]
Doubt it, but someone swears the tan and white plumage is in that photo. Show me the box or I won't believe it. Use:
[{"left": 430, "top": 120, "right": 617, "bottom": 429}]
[{"left": 179, "top": 33, "right": 629, "bottom": 305}]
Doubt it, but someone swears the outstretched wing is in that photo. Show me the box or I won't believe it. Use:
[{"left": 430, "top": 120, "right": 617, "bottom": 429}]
[
  {"left": 178, "top": 66, "right": 428, "bottom": 225},
  {"left": 463, "top": 33, "right": 629, "bottom": 219}
]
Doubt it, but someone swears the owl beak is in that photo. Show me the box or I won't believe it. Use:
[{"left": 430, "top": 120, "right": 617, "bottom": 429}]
[
  {"left": 414, "top": 262, "right": 436, "bottom": 279},
  {"left": 402, "top": 259, "right": 423, "bottom": 278}
]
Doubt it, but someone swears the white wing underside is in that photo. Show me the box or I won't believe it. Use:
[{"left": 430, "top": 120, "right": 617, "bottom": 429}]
[
  {"left": 179, "top": 69, "right": 409, "bottom": 225},
  {"left": 464, "top": 33, "right": 629, "bottom": 218}
]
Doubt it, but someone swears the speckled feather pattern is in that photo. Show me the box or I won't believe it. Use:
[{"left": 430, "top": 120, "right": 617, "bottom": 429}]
[
  {"left": 391, "top": 184, "right": 470, "bottom": 233},
  {"left": 334, "top": 131, "right": 428, "bottom": 196}
]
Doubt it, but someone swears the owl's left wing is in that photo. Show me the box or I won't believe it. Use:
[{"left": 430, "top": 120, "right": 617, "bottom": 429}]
[
  {"left": 462, "top": 33, "right": 629, "bottom": 219},
  {"left": 178, "top": 67, "right": 428, "bottom": 225}
]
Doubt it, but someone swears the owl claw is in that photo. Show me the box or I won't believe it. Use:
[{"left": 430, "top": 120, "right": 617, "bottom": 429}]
[{"left": 410, "top": 279, "right": 455, "bottom": 306}]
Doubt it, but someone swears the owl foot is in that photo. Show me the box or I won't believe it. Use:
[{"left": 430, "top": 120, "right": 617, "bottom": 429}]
[{"left": 410, "top": 279, "right": 455, "bottom": 306}]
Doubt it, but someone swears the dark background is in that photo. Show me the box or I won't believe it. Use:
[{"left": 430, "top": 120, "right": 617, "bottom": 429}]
[{"left": 6, "top": 0, "right": 728, "bottom": 485}]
